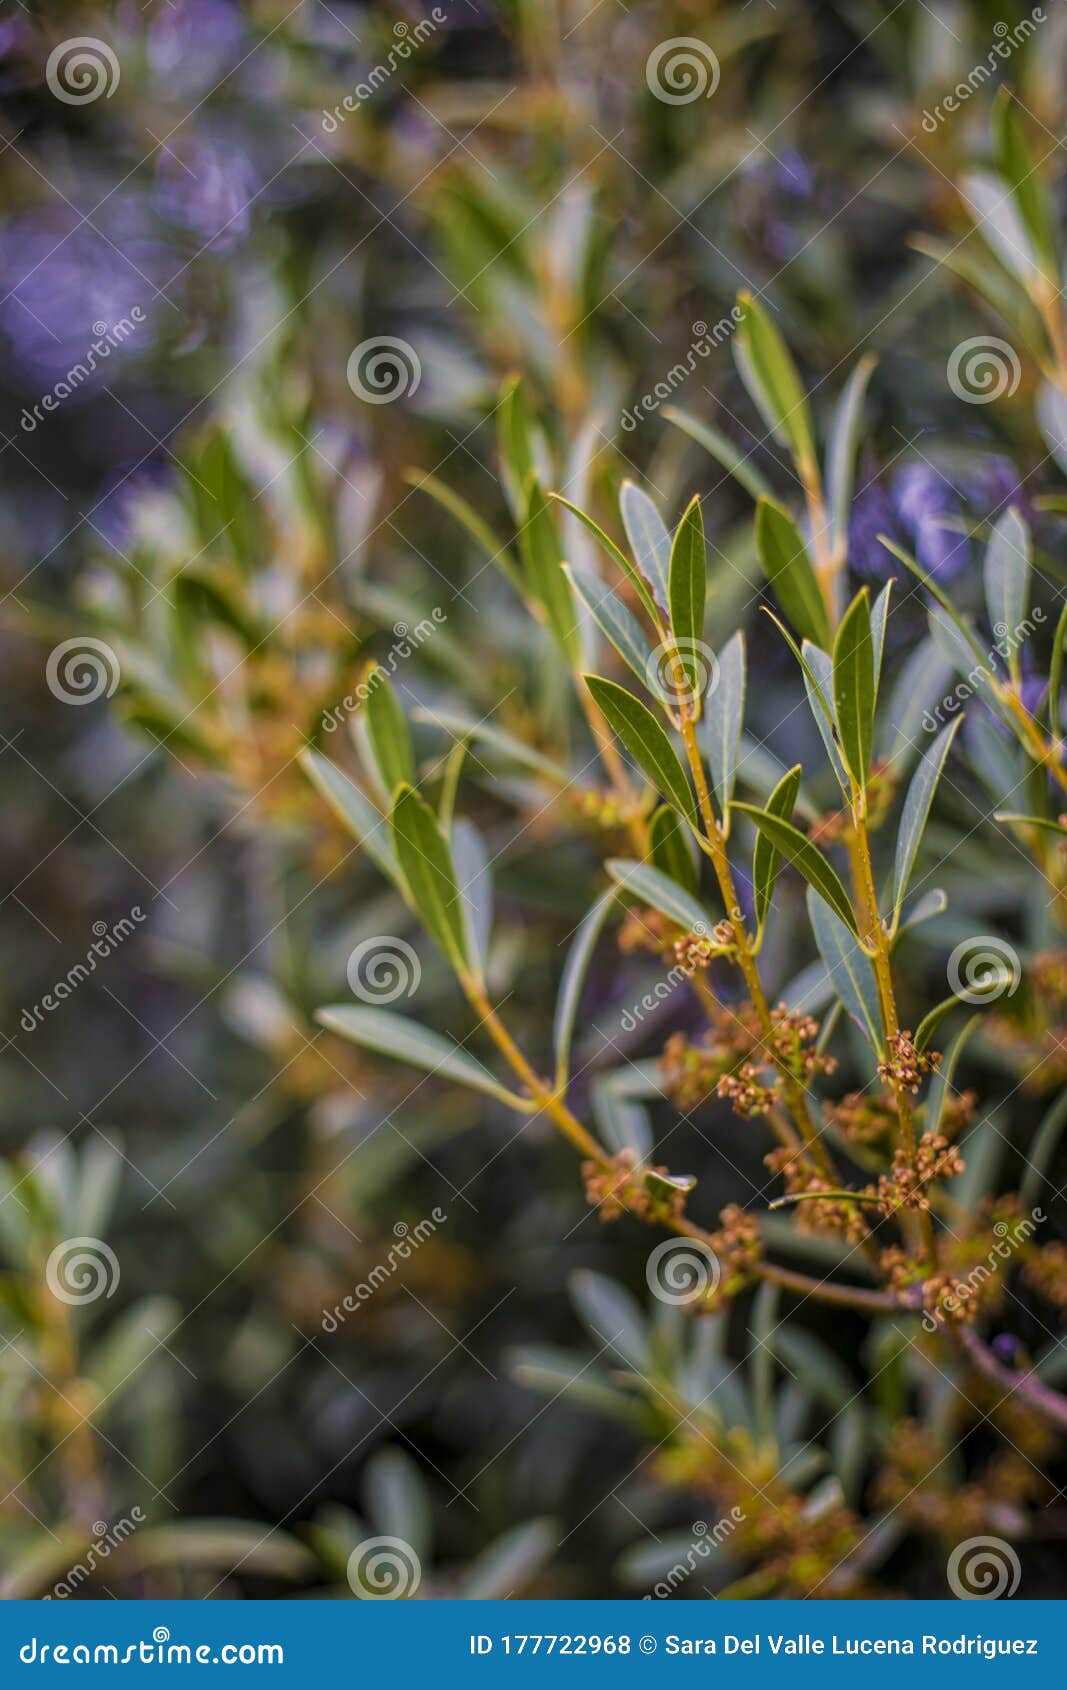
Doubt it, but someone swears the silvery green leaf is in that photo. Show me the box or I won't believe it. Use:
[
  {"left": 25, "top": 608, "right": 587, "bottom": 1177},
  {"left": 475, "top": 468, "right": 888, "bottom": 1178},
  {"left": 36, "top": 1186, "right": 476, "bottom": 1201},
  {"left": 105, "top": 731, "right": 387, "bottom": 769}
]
[
  {"left": 299, "top": 750, "right": 399, "bottom": 883},
  {"left": 1021, "top": 1087, "right": 1067, "bottom": 1210},
  {"left": 807, "top": 889, "right": 882, "bottom": 1052},
  {"left": 606, "top": 858, "right": 713, "bottom": 934},
  {"left": 960, "top": 169, "right": 1040, "bottom": 284},
  {"left": 878, "top": 638, "right": 954, "bottom": 774},
  {"left": 733, "top": 805, "right": 859, "bottom": 935},
  {"left": 317, "top": 1006, "right": 519, "bottom": 1105},
  {"left": 983, "top": 508, "right": 1030, "bottom": 679},
  {"left": 365, "top": 1450, "right": 433, "bottom": 1561},
  {"left": 570, "top": 1270, "right": 649, "bottom": 1368},
  {"left": 890, "top": 718, "right": 961, "bottom": 924},
  {"left": 591, "top": 1073, "right": 654, "bottom": 1160},
  {"left": 703, "top": 630, "right": 745, "bottom": 818},
  {"left": 894, "top": 887, "right": 947, "bottom": 941},
  {"left": 871, "top": 581, "right": 891, "bottom": 694},
  {"left": 735, "top": 293, "right": 817, "bottom": 472},
  {"left": 1037, "top": 381, "right": 1067, "bottom": 478},
  {"left": 451, "top": 818, "right": 492, "bottom": 981},
  {"left": 459, "top": 1520, "right": 557, "bottom": 1601},
  {"left": 832, "top": 587, "right": 875, "bottom": 787},
  {"left": 585, "top": 675, "right": 697, "bottom": 825},
  {"left": 801, "top": 641, "right": 850, "bottom": 792},
  {"left": 564, "top": 563, "right": 652, "bottom": 689},
  {"left": 662, "top": 405, "right": 772, "bottom": 501},
  {"left": 553, "top": 887, "right": 617, "bottom": 1088},
  {"left": 755, "top": 498, "right": 831, "bottom": 649},
  {"left": 619, "top": 480, "right": 671, "bottom": 611},
  {"left": 826, "top": 353, "right": 876, "bottom": 551},
  {"left": 648, "top": 804, "right": 698, "bottom": 895}
]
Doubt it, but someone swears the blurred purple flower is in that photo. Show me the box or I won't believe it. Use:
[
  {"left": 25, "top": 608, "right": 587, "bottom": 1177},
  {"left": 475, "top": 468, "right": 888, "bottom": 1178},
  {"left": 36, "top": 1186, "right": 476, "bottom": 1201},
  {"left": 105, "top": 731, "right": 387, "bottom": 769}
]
[
  {"left": 155, "top": 137, "right": 260, "bottom": 253},
  {"left": 847, "top": 482, "right": 902, "bottom": 582},
  {"left": 146, "top": 0, "right": 244, "bottom": 96},
  {"left": 891, "top": 463, "right": 970, "bottom": 582}
]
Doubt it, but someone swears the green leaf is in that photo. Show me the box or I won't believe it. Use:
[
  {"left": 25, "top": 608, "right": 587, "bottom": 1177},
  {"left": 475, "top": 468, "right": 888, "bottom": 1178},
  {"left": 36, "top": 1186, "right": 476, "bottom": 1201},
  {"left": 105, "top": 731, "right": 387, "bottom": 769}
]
[
  {"left": 890, "top": 718, "right": 961, "bottom": 924},
  {"left": 832, "top": 588, "right": 875, "bottom": 789},
  {"left": 1037, "top": 382, "right": 1067, "bottom": 479},
  {"left": 1020, "top": 1086, "right": 1067, "bottom": 1210},
  {"left": 755, "top": 498, "right": 831, "bottom": 649},
  {"left": 299, "top": 749, "right": 399, "bottom": 883},
  {"left": 451, "top": 818, "right": 491, "bottom": 981},
  {"left": 807, "top": 889, "right": 882, "bottom": 1052},
  {"left": 752, "top": 762, "right": 802, "bottom": 932},
  {"left": 412, "top": 707, "right": 570, "bottom": 787},
  {"left": 619, "top": 481, "right": 670, "bottom": 612},
  {"left": 1048, "top": 597, "right": 1067, "bottom": 744},
  {"left": 497, "top": 375, "right": 540, "bottom": 516},
  {"left": 735, "top": 292, "right": 816, "bottom": 473},
  {"left": 880, "top": 535, "right": 992, "bottom": 667},
  {"left": 879, "top": 638, "right": 954, "bottom": 775},
  {"left": 591, "top": 1072, "right": 654, "bottom": 1160},
  {"left": 458, "top": 1520, "right": 556, "bottom": 1601},
  {"left": 317, "top": 1005, "right": 520, "bottom": 1106},
  {"left": 799, "top": 639, "right": 850, "bottom": 793},
  {"left": 519, "top": 479, "right": 581, "bottom": 662},
  {"left": 553, "top": 887, "right": 618, "bottom": 1089},
  {"left": 390, "top": 784, "right": 471, "bottom": 974},
  {"left": 606, "top": 858, "right": 712, "bottom": 935},
  {"left": 364, "top": 668, "right": 416, "bottom": 795},
  {"left": 548, "top": 495, "right": 660, "bottom": 625},
  {"left": 584, "top": 675, "right": 696, "bottom": 824},
  {"left": 826, "top": 353, "right": 876, "bottom": 551},
  {"left": 994, "top": 812, "right": 1067, "bottom": 837},
  {"left": 703, "top": 629, "right": 745, "bottom": 820},
  {"left": 913, "top": 993, "right": 965, "bottom": 1055},
  {"left": 667, "top": 495, "right": 708, "bottom": 688},
  {"left": 662, "top": 405, "right": 772, "bottom": 501},
  {"left": 871, "top": 580, "right": 891, "bottom": 694},
  {"left": 564, "top": 564, "right": 652, "bottom": 689},
  {"left": 570, "top": 1269, "right": 649, "bottom": 1368},
  {"left": 911, "top": 234, "right": 1047, "bottom": 363},
  {"left": 992, "top": 88, "right": 1058, "bottom": 279},
  {"left": 405, "top": 468, "right": 522, "bottom": 594},
  {"left": 732, "top": 804, "right": 859, "bottom": 935},
  {"left": 960, "top": 168, "right": 1039, "bottom": 286},
  {"left": 648, "top": 804, "right": 697, "bottom": 895},
  {"left": 983, "top": 507, "right": 1030, "bottom": 680}
]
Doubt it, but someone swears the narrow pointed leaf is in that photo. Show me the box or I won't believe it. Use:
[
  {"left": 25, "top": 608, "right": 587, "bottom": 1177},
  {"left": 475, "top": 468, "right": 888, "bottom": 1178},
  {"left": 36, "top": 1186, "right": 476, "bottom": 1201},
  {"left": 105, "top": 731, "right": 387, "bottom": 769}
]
[
  {"left": 807, "top": 889, "right": 882, "bottom": 1052},
  {"left": 564, "top": 564, "right": 652, "bottom": 688},
  {"left": 800, "top": 639, "right": 850, "bottom": 792},
  {"left": 662, "top": 406, "right": 772, "bottom": 501},
  {"left": 871, "top": 581, "right": 891, "bottom": 694},
  {"left": 548, "top": 495, "right": 660, "bottom": 624},
  {"left": 891, "top": 718, "right": 961, "bottom": 922},
  {"left": 826, "top": 354, "right": 876, "bottom": 549},
  {"left": 914, "top": 993, "right": 966, "bottom": 1055},
  {"left": 364, "top": 668, "right": 416, "bottom": 795},
  {"left": 832, "top": 588, "right": 875, "bottom": 788},
  {"left": 992, "top": 88, "right": 1057, "bottom": 278},
  {"left": 668, "top": 495, "right": 708, "bottom": 689},
  {"left": 755, "top": 498, "right": 831, "bottom": 649},
  {"left": 733, "top": 804, "right": 859, "bottom": 935},
  {"left": 584, "top": 675, "right": 696, "bottom": 824},
  {"left": 735, "top": 292, "right": 816, "bottom": 472},
  {"left": 317, "top": 1006, "right": 518, "bottom": 1105},
  {"left": 553, "top": 887, "right": 618, "bottom": 1088},
  {"left": 519, "top": 479, "right": 581, "bottom": 662},
  {"left": 606, "top": 858, "right": 712, "bottom": 935},
  {"left": 451, "top": 818, "right": 491, "bottom": 980},
  {"left": 390, "top": 784, "right": 470, "bottom": 973},
  {"left": 703, "top": 630, "right": 745, "bottom": 818},
  {"left": 299, "top": 749, "right": 398, "bottom": 882},
  {"left": 1020, "top": 1086, "right": 1067, "bottom": 1209},
  {"left": 648, "top": 804, "right": 697, "bottom": 895},
  {"left": 406, "top": 469, "right": 522, "bottom": 594},
  {"left": 1047, "top": 597, "right": 1067, "bottom": 744},
  {"left": 960, "top": 168, "right": 1039, "bottom": 285},
  {"left": 983, "top": 507, "right": 1030, "bottom": 679},
  {"left": 753, "top": 763, "right": 802, "bottom": 931},
  {"left": 619, "top": 481, "right": 670, "bottom": 611}
]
